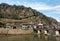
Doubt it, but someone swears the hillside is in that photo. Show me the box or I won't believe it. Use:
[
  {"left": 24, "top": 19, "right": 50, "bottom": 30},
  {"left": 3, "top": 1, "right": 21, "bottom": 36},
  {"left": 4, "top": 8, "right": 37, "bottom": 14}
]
[{"left": 0, "top": 3, "right": 58, "bottom": 25}]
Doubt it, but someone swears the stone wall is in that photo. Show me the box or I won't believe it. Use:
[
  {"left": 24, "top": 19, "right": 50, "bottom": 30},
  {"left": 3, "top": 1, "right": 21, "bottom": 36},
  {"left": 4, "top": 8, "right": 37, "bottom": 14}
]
[{"left": 0, "top": 28, "right": 33, "bottom": 34}]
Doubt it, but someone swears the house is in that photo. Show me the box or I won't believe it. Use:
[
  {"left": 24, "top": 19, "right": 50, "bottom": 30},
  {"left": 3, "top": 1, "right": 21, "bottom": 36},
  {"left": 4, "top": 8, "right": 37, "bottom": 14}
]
[
  {"left": 6, "top": 23, "right": 34, "bottom": 30},
  {"left": 21, "top": 23, "right": 34, "bottom": 30},
  {"left": 33, "top": 23, "right": 43, "bottom": 29},
  {"left": 6, "top": 23, "right": 21, "bottom": 29}
]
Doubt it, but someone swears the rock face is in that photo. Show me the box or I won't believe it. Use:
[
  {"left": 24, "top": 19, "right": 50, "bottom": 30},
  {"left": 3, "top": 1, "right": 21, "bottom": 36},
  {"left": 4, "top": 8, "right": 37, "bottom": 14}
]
[{"left": 0, "top": 3, "right": 58, "bottom": 25}]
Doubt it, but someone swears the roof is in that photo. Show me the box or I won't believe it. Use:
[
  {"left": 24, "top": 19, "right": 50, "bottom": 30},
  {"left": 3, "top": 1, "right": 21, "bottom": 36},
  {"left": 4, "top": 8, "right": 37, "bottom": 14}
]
[{"left": 6, "top": 23, "right": 21, "bottom": 26}]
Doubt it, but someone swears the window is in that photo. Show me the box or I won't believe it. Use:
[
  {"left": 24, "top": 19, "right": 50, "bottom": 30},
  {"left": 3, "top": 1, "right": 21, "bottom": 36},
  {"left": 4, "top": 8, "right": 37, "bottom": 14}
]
[{"left": 13, "top": 26, "right": 16, "bottom": 29}]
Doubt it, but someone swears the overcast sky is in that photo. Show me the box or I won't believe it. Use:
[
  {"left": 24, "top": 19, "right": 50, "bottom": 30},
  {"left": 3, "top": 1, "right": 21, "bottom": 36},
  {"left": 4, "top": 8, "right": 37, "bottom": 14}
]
[{"left": 0, "top": 0, "right": 60, "bottom": 22}]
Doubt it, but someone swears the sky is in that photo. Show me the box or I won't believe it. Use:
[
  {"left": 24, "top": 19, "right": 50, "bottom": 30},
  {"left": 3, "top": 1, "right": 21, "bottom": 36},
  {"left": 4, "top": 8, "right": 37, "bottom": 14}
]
[{"left": 0, "top": 0, "right": 60, "bottom": 22}]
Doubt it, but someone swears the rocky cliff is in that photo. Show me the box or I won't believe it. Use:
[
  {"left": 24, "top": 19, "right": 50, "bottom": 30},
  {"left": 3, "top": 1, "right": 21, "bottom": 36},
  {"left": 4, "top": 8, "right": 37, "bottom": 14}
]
[{"left": 0, "top": 3, "right": 58, "bottom": 25}]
